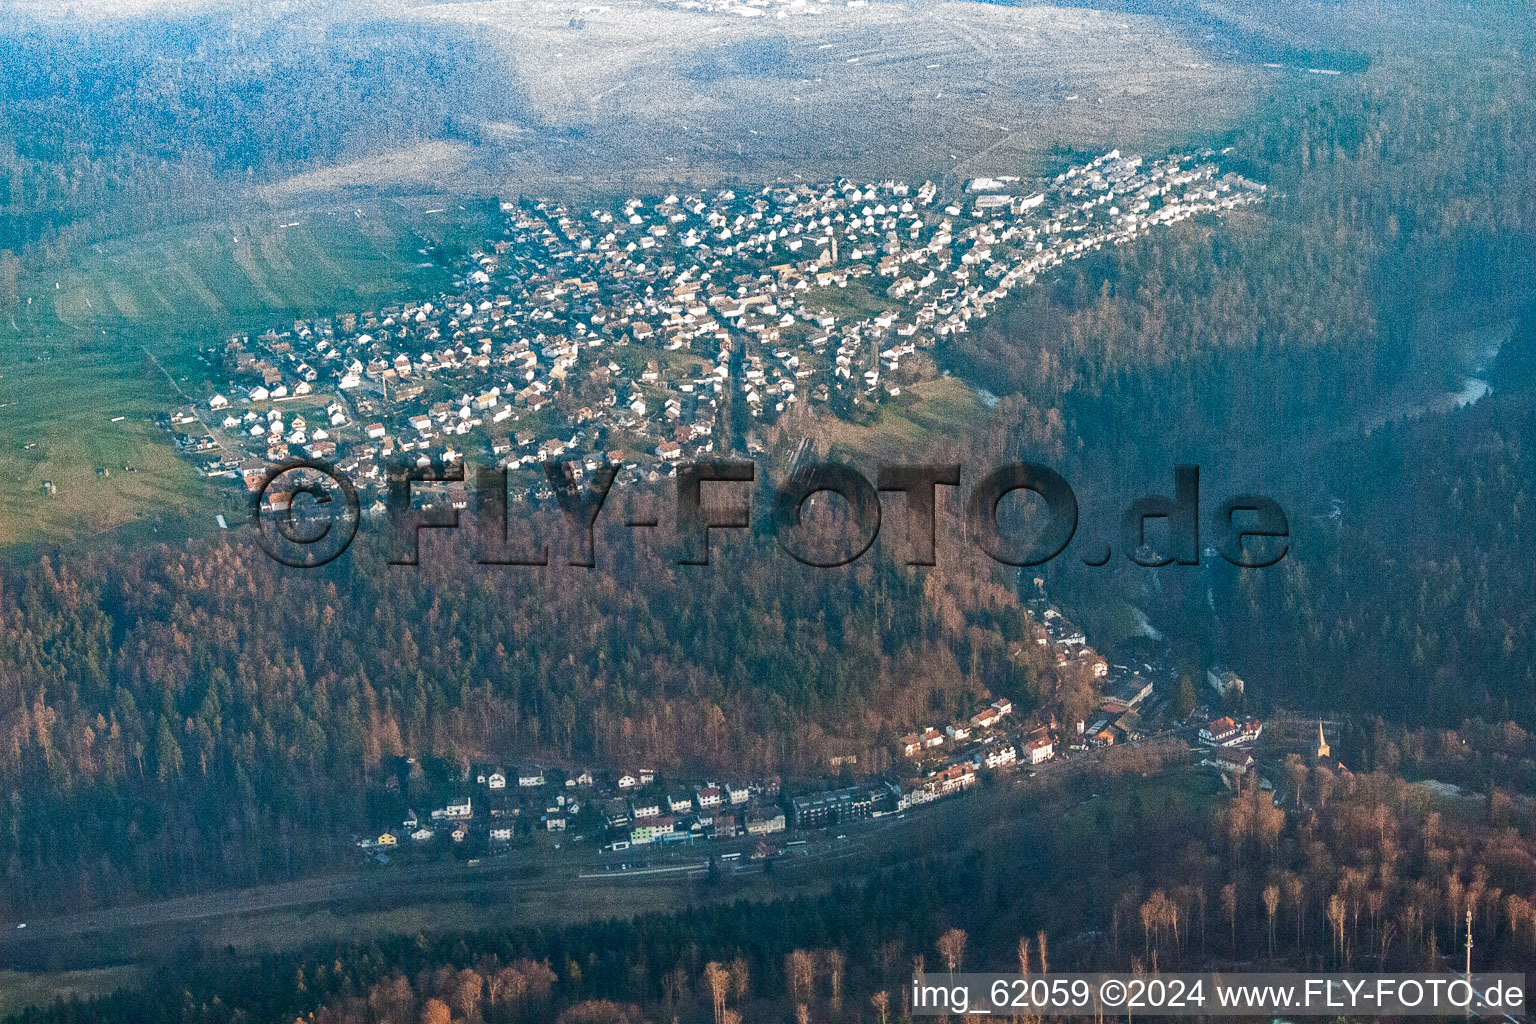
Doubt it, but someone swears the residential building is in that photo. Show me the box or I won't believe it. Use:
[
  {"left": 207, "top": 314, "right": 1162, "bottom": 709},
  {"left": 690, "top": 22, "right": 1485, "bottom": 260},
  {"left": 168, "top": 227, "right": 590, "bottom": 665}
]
[
  {"left": 745, "top": 807, "right": 786, "bottom": 835},
  {"left": 631, "top": 816, "right": 676, "bottom": 844}
]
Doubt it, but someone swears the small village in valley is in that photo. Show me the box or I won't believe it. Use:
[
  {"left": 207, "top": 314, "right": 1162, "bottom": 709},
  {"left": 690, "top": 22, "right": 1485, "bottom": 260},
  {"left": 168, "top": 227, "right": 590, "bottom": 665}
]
[
  {"left": 353, "top": 573, "right": 1286, "bottom": 873},
  {"left": 145, "top": 146, "right": 1274, "bottom": 875}
]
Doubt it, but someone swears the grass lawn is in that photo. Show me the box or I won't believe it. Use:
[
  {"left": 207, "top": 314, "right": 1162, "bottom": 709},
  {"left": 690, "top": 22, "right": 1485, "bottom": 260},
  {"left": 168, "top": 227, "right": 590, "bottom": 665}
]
[
  {"left": 799, "top": 280, "right": 891, "bottom": 322},
  {"left": 0, "top": 340, "right": 221, "bottom": 548},
  {"left": 813, "top": 375, "right": 988, "bottom": 465},
  {"left": 24, "top": 201, "right": 497, "bottom": 339},
  {"left": 0, "top": 199, "right": 503, "bottom": 549}
]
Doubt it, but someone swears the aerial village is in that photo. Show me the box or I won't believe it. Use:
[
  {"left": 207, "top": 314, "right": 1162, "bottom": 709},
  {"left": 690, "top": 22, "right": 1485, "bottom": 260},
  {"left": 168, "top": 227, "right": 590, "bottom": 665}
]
[
  {"left": 355, "top": 575, "right": 1270, "bottom": 866},
  {"left": 163, "top": 148, "right": 1264, "bottom": 508},
  {"left": 147, "top": 146, "right": 1272, "bottom": 867}
]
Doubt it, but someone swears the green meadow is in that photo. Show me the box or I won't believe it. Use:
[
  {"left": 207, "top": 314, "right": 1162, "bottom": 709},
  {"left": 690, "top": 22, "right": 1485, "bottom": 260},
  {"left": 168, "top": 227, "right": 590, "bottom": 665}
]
[
  {"left": 816, "top": 374, "right": 988, "bottom": 465},
  {"left": 0, "top": 199, "right": 502, "bottom": 548}
]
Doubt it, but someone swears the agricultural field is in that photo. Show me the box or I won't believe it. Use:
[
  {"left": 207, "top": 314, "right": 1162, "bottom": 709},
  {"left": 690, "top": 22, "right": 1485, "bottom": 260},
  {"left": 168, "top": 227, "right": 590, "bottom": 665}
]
[
  {"left": 0, "top": 200, "right": 503, "bottom": 548},
  {"left": 0, "top": 341, "right": 219, "bottom": 549},
  {"left": 17, "top": 199, "right": 500, "bottom": 338}
]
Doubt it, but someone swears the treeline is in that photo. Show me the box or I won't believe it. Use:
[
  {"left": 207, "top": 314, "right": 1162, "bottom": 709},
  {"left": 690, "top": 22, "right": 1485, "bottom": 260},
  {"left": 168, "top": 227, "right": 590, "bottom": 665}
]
[
  {"left": 0, "top": 519, "right": 1041, "bottom": 913},
  {"left": 13, "top": 762, "right": 1536, "bottom": 1024},
  {"left": 0, "top": 10, "right": 528, "bottom": 264}
]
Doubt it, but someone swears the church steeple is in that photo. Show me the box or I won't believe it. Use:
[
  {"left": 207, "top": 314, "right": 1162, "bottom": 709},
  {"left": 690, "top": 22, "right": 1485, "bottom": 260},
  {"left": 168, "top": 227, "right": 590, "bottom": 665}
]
[{"left": 1316, "top": 721, "right": 1330, "bottom": 760}]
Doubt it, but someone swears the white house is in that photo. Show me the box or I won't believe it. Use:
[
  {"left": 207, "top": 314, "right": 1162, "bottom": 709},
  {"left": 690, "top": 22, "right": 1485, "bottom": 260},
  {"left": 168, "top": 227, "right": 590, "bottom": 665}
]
[
  {"left": 1200, "top": 716, "right": 1240, "bottom": 746},
  {"left": 487, "top": 771, "right": 507, "bottom": 791},
  {"left": 745, "top": 808, "right": 786, "bottom": 835},
  {"left": 984, "top": 745, "right": 1018, "bottom": 770}
]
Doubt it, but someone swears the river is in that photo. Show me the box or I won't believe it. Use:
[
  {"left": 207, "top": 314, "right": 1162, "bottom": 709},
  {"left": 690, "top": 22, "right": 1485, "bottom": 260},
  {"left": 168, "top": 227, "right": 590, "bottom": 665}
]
[{"left": 1353, "top": 323, "right": 1511, "bottom": 437}]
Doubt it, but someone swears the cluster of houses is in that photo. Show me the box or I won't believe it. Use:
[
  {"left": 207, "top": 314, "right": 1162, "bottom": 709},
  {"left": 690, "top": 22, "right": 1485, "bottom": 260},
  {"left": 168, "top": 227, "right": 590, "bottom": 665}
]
[
  {"left": 1016, "top": 582, "right": 1164, "bottom": 749},
  {"left": 356, "top": 765, "right": 799, "bottom": 856},
  {"left": 1018, "top": 575, "right": 1268, "bottom": 766},
  {"left": 894, "top": 693, "right": 1058, "bottom": 805},
  {"left": 884, "top": 573, "right": 1260, "bottom": 802},
  {"left": 356, "top": 744, "right": 1014, "bottom": 860},
  {"left": 1198, "top": 712, "right": 1264, "bottom": 778},
  {"left": 603, "top": 775, "right": 787, "bottom": 848},
  {"left": 166, "top": 150, "right": 1263, "bottom": 499},
  {"left": 355, "top": 580, "right": 1267, "bottom": 860},
  {"left": 899, "top": 697, "right": 1053, "bottom": 764}
]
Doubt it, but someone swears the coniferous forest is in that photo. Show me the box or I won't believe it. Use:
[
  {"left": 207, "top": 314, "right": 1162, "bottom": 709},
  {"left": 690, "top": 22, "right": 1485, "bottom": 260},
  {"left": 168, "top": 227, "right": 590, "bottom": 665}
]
[{"left": 3, "top": 0, "right": 1536, "bottom": 1020}]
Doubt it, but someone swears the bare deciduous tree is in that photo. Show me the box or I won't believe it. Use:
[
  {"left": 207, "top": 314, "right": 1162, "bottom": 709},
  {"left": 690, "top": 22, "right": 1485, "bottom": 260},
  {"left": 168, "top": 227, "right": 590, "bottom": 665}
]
[
  {"left": 786, "top": 950, "right": 816, "bottom": 1005},
  {"left": 1328, "top": 893, "right": 1348, "bottom": 967},
  {"left": 824, "top": 949, "right": 846, "bottom": 1011},
  {"left": 1221, "top": 882, "right": 1238, "bottom": 951},
  {"left": 936, "top": 928, "right": 968, "bottom": 981},
  {"left": 1263, "top": 884, "right": 1280, "bottom": 959},
  {"left": 729, "top": 958, "right": 750, "bottom": 1002},
  {"left": 704, "top": 961, "right": 730, "bottom": 1024},
  {"left": 448, "top": 967, "right": 484, "bottom": 1022}
]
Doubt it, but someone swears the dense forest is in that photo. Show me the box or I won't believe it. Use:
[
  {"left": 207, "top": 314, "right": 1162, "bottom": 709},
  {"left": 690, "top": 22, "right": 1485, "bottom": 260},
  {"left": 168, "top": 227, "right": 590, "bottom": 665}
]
[
  {"left": 12, "top": 756, "right": 1536, "bottom": 1024},
  {"left": 1217, "top": 382, "right": 1536, "bottom": 726},
  {"left": 0, "top": 519, "right": 1045, "bottom": 913},
  {"left": 952, "top": 60, "right": 1536, "bottom": 456},
  {"left": 943, "top": 51, "right": 1536, "bottom": 732},
  {"left": 0, "top": 9, "right": 526, "bottom": 268}
]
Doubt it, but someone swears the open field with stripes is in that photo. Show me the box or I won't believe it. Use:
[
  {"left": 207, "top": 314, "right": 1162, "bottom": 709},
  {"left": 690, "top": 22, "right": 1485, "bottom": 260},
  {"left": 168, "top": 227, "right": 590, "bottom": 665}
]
[{"left": 0, "top": 200, "right": 501, "bottom": 547}]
